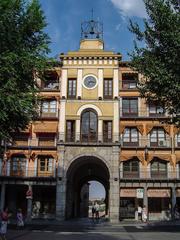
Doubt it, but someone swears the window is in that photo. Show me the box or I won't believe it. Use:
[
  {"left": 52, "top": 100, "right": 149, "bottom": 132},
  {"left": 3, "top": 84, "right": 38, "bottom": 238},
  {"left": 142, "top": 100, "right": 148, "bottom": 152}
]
[
  {"left": 12, "top": 133, "right": 29, "bottom": 146},
  {"left": 176, "top": 133, "right": 180, "bottom": 147},
  {"left": 38, "top": 155, "right": 54, "bottom": 176},
  {"left": 11, "top": 155, "right": 26, "bottom": 176},
  {"left": 38, "top": 133, "right": 56, "bottom": 147},
  {"left": 103, "top": 121, "right": 112, "bottom": 142},
  {"left": 42, "top": 71, "right": 59, "bottom": 90},
  {"left": 122, "top": 98, "right": 138, "bottom": 116},
  {"left": 150, "top": 128, "right": 166, "bottom": 147},
  {"left": 66, "top": 120, "right": 75, "bottom": 142},
  {"left": 149, "top": 104, "right": 164, "bottom": 116},
  {"left": 68, "top": 79, "right": 76, "bottom": 98},
  {"left": 151, "top": 159, "right": 167, "bottom": 178},
  {"left": 81, "top": 110, "right": 97, "bottom": 142},
  {"left": 123, "top": 128, "right": 139, "bottom": 146},
  {"left": 104, "top": 79, "right": 113, "bottom": 99},
  {"left": 123, "top": 159, "right": 139, "bottom": 178},
  {"left": 122, "top": 74, "right": 138, "bottom": 89},
  {"left": 41, "top": 100, "right": 57, "bottom": 117}
]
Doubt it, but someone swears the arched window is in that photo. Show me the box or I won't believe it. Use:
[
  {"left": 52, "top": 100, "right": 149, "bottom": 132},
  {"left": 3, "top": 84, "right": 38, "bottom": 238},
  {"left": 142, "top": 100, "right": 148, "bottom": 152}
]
[
  {"left": 123, "top": 158, "right": 139, "bottom": 178},
  {"left": 81, "top": 109, "right": 98, "bottom": 142},
  {"left": 151, "top": 158, "right": 167, "bottom": 179}
]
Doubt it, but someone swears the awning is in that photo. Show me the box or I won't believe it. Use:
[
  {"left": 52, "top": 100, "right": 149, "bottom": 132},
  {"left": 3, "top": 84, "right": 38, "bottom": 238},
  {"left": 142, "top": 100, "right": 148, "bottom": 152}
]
[{"left": 33, "top": 122, "right": 58, "bottom": 133}]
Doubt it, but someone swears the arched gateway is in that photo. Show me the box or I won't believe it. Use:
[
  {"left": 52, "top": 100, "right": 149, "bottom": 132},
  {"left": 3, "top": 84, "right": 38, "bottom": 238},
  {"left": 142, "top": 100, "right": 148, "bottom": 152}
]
[{"left": 66, "top": 156, "right": 110, "bottom": 218}]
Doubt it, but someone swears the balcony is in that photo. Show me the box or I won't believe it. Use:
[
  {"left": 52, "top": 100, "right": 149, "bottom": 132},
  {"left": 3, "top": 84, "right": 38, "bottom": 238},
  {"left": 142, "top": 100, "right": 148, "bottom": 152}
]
[
  {"left": 0, "top": 167, "right": 56, "bottom": 178},
  {"left": 10, "top": 137, "right": 57, "bottom": 148},
  {"left": 121, "top": 137, "right": 171, "bottom": 148},
  {"left": 39, "top": 109, "right": 58, "bottom": 118},
  {"left": 41, "top": 82, "right": 59, "bottom": 91},
  {"left": 120, "top": 108, "right": 167, "bottom": 118},
  {"left": 122, "top": 80, "right": 137, "bottom": 90},
  {"left": 60, "top": 133, "right": 120, "bottom": 144}
]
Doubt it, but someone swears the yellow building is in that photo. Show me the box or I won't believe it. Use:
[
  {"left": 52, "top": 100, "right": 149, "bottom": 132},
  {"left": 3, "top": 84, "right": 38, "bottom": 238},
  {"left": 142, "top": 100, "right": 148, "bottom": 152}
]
[{"left": 0, "top": 19, "right": 180, "bottom": 222}]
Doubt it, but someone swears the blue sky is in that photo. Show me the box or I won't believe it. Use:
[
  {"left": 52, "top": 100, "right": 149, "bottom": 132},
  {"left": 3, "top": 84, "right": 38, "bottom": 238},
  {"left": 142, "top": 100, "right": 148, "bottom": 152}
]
[{"left": 39, "top": 0, "right": 146, "bottom": 60}]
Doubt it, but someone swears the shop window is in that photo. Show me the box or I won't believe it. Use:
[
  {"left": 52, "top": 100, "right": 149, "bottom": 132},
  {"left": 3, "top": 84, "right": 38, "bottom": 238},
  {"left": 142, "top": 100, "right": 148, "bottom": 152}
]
[
  {"left": 103, "top": 121, "right": 112, "bottom": 142},
  {"left": 122, "top": 73, "right": 138, "bottom": 89},
  {"left": 150, "top": 128, "right": 166, "bottom": 147},
  {"left": 176, "top": 133, "right": 180, "bottom": 147},
  {"left": 123, "top": 159, "right": 139, "bottom": 178},
  {"left": 66, "top": 120, "right": 75, "bottom": 142},
  {"left": 40, "top": 100, "right": 57, "bottom": 118},
  {"left": 123, "top": 127, "right": 139, "bottom": 146},
  {"left": 122, "top": 98, "right": 138, "bottom": 116},
  {"left": 37, "top": 155, "right": 54, "bottom": 177},
  {"left": 104, "top": 79, "right": 113, "bottom": 99},
  {"left": 151, "top": 159, "right": 167, "bottom": 179},
  {"left": 81, "top": 109, "right": 97, "bottom": 142},
  {"left": 67, "top": 79, "right": 77, "bottom": 99},
  {"left": 11, "top": 155, "right": 26, "bottom": 176}
]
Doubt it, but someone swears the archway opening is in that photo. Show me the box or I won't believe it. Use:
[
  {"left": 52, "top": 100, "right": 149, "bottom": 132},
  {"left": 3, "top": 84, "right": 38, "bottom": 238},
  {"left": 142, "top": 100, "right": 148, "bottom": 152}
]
[{"left": 66, "top": 156, "right": 109, "bottom": 219}]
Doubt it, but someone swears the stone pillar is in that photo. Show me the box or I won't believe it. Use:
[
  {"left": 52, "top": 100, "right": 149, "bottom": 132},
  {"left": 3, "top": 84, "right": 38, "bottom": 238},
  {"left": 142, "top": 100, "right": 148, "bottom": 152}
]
[
  {"left": 56, "top": 145, "right": 66, "bottom": 220},
  {"left": 109, "top": 146, "right": 120, "bottom": 223},
  {"left": 26, "top": 185, "right": 32, "bottom": 222},
  {"left": 143, "top": 186, "right": 148, "bottom": 216},
  {"left": 98, "top": 119, "right": 103, "bottom": 142},
  {"left": 171, "top": 186, "right": 176, "bottom": 219},
  {"left": 0, "top": 183, "right": 6, "bottom": 211},
  {"left": 98, "top": 69, "right": 103, "bottom": 98},
  {"left": 77, "top": 69, "right": 83, "bottom": 98}
]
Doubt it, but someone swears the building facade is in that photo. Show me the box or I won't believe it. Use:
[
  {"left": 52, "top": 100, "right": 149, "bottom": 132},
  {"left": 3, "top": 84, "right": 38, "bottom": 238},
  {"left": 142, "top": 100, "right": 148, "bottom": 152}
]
[{"left": 0, "top": 22, "right": 180, "bottom": 223}]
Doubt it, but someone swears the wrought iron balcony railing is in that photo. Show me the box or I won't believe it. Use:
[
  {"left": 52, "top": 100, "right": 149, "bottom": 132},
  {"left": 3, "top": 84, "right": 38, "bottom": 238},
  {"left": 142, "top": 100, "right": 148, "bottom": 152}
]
[
  {"left": 119, "top": 108, "right": 168, "bottom": 118},
  {"left": 11, "top": 137, "right": 57, "bottom": 148}
]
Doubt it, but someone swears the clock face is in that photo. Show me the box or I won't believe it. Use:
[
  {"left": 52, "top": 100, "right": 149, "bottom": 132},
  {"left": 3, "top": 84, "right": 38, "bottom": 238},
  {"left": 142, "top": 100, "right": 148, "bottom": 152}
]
[{"left": 84, "top": 76, "right": 97, "bottom": 89}]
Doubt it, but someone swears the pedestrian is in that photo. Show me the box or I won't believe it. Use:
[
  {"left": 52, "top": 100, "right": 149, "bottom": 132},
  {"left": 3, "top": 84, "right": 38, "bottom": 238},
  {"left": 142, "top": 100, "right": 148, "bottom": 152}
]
[
  {"left": 95, "top": 202, "right": 100, "bottom": 220},
  {"left": 92, "top": 203, "right": 96, "bottom": 219},
  {"left": 174, "top": 204, "right": 180, "bottom": 220},
  {"left": 137, "top": 205, "right": 142, "bottom": 221},
  {"left": 142, "top": 205, "right": 148, "bottom": 223},
  {"left": 0, "top": 207, "right": 9, "bottom": 240},
  {"left": 16, "top": 209, "right": 24, "bottom": 228}
]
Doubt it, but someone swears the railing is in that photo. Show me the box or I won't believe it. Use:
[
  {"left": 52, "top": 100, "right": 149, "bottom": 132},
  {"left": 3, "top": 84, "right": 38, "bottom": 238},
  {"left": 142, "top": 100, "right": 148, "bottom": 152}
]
[
  {"left": 60, "top": 133, "right": 120, "bottom": 144},
  {"left": 121, "top": 80, "right": 138, "bottom": 90},
  {"left": 119, "top": 108, "right": 167, "bottom": 118},
  {"left": 11, "top": 137, "right": 57, "bottom": 148},
  {"left": 120, "top": 170, "right": 180, "bottom": 180},
  {"left": 39, "top": 109, "right": 58, "bottom": 118},
  {"left": 121, "top": 137, "right": 172, "bottom": 148},
  {"left": 41, "top": 82, "right": 59, "bottom": 90},
  {"left": 0, "top": 168, "right": 56, "bottom": 178}
]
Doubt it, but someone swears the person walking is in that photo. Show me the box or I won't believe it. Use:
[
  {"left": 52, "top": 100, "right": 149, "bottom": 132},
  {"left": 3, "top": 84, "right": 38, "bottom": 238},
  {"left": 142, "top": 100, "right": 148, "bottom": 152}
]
[
  {"left": 142, "top": 205, "right": 148, "bottom": 223},
  {"left": 16, "top": 209, "right": 24, "bottom": 228},
  {"left": 0, "top": 207, "right": 9, "bottom": 240},
  {"left": 137, "top": 205, "right": 142, "bottom": 221},
  {"left": 95, "top": 202, "right": 100, "bottom": 220},
  {"left": 91, "top": 203, "right": 96, "bottom": 220}
]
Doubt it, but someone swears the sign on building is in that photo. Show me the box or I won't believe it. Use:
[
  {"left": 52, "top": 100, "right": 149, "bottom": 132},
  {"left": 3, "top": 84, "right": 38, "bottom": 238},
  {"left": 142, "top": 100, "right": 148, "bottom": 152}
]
[{"left": 136, "top": 188, "right": 144, "bottom": 198}]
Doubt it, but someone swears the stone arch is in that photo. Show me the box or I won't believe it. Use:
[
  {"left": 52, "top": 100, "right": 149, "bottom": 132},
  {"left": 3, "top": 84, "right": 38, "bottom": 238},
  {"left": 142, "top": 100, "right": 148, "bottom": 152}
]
[{"left": 77, "top": 104, "right": 102, "bottom": 116}]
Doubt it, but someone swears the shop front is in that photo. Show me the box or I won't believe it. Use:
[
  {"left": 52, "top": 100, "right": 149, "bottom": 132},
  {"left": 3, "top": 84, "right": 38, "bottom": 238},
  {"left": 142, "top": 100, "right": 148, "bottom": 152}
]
[
  {"left": 148, "top": 188, "right": 171, "bottom": 220},
  {"left": 119, "top": 188, "right": 143, "bottom": 220}
]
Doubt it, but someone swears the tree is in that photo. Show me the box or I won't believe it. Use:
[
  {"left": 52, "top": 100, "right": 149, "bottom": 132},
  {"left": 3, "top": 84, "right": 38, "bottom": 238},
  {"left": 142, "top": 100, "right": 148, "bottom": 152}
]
[
  {"left": 129, "top": 0, "right": 180, "bottom": 126},
  {"left": 0, "top": 0, "right": 50, "bottom": 142}
]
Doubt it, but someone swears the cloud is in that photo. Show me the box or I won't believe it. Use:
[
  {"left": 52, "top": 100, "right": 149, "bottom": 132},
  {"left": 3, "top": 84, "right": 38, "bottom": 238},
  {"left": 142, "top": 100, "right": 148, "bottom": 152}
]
[{"left": 110, "top": 0, "right": 147, "bottom": 18}]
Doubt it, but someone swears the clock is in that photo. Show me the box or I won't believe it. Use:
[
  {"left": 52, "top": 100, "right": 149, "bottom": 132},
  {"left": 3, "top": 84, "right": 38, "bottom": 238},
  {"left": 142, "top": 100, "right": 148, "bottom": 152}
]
[{"left": 83, "top": 76, "right": 97, "bottom": 89}]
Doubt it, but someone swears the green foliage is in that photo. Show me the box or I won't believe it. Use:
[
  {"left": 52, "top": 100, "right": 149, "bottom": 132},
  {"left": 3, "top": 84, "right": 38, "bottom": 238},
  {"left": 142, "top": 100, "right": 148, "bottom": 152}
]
[
  {"left": 129, "top": 0, "right": 180, "bottom": 126},
  {"left": 0, "top": 0, "right": 51, "bottom": 140}
]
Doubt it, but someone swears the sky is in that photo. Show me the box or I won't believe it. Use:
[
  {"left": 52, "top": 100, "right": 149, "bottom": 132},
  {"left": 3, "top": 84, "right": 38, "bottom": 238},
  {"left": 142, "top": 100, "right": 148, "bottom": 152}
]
[{"left": 39, "top": 0, "right": 146, "bottom": 60}]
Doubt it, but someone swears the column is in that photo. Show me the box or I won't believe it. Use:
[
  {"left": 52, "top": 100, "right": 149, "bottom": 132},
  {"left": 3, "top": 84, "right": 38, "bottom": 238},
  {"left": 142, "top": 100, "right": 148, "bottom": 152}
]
[
  {"left": 75, "top": 119, "right": 80, "bottom": 141},
  {"left": 98, "top": 119, "right": 103, "bottom": 142},
  {"left": 59, "top": 101, "right": 66, "bottom": 141},
  {"left": 77, "top": 69, "right": 82, "bottom": 98},
  {"left": 109, "top": 146, "right": 120, "bottom": 223},
  {"left": 56, "top": 145, "right": 66, "bottom": 220},
  {"left": 113, "top": 69, "right": 119, "bottom": 98},
  {"left": 113, "top": 101, "right": 119, "bottom": 142},
  {"left": 0, "top": 183, "right": 6, "bottom": 211},
  {"left": 98, "top": 69, "right": 103, "bottom": 98},
  {"left": 61, "top": 69, "right": 68, "bottom": 98},
  {"left": 26, "top": 185, "right": 33, "bottom": 222},
  {"left": 171, "top": 186, "right": 176, "bottom": 219}
]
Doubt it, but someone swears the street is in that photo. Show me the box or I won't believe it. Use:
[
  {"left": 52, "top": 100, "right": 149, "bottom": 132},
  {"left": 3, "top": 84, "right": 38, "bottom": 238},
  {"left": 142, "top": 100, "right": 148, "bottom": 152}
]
[{"left": 5, "top": 219, "right": 180, "bottom": 240}]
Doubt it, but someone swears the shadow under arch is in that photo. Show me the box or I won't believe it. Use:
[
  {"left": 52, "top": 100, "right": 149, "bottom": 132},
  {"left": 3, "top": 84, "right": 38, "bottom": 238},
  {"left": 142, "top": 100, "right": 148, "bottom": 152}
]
[{"left": 66, "top": 156, "right": 110, "bottom": 219}]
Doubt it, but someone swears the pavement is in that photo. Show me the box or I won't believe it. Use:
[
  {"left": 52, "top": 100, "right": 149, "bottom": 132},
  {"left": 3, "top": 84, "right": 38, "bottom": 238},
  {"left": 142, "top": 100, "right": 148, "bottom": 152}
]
[{"left": 5, "top": 218, "right": 180, "bottom": 240}]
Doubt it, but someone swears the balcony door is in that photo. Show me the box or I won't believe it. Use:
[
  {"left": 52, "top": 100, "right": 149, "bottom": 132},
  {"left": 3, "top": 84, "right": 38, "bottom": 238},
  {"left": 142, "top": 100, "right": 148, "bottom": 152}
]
[{"left": 81, "top": 109, "right": 98, "bottom": 142}]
